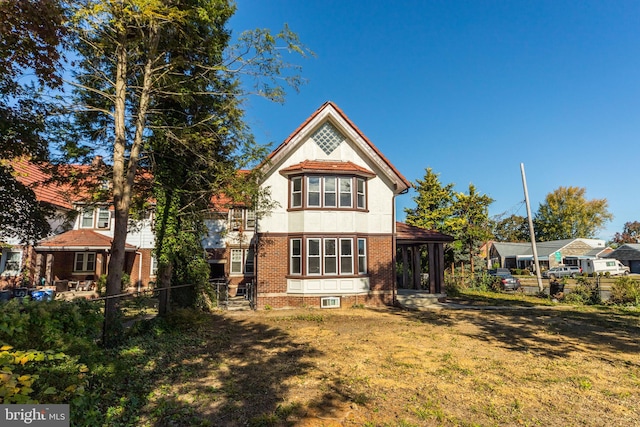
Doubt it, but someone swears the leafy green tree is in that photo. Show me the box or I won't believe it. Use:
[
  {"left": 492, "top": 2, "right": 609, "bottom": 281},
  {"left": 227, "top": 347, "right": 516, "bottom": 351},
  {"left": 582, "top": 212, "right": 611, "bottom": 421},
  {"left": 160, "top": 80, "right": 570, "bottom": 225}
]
[
  {"left": 0, "top": 0, "right": 66, "bottom": 243},
  {"left": 66, "top": 0, "right": 309, "bottom": 342},
  {"left": 534, "top": 186, "right": 612, "bottom": 241},
  {"left": 491, "top": 214, "right": 529, "bottom": 242},
  {"left": 613, "top": 221, "right": 640, "bottom": 245}
]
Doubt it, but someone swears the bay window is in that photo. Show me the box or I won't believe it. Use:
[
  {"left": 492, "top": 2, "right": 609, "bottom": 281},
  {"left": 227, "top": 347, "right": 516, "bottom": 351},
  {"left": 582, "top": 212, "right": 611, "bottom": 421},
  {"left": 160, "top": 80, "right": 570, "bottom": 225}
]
[
  {"left": 289, "top": 237, "right": 366, "bottom": 277},
  {"left": 288, "top": 175, "right": 368, "bottom": 210}
]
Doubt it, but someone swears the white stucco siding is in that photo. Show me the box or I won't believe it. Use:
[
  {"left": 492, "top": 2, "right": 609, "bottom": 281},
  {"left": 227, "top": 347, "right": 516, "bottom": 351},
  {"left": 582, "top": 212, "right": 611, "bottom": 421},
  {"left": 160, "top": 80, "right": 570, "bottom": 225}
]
[
  {"left": 258, "top": 133, "right": 397, "bottom": 234},
  {"left": 201, "top": 219, "right": 226, "bottom": 249}
]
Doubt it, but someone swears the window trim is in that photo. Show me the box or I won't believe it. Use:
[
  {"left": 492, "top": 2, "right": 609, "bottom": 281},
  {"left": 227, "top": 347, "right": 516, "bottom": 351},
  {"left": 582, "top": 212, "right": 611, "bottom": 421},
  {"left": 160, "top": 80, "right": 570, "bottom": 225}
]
[
  {"left": 97, "top": 208, "right": 111, "bottom": 229},
  {"left": 289, "top": 236, "right": 366, "bottom": 278},
  {"left": 290, "top": 238, "right": 302, "bottom": 275},
  {"left": 74, "top": 252, "right": 96, "bottom": 273},
  {"left": 0, "top": 250, "right": 22, "bottom": 276},
  {"left": 288, "top": 174, "right": 368, "bottom": 211},
  {"left": 80, "top": 209, "right": 94, "bottom": 228},
  {"left": 229, "top": 248, "right": 255, "bottom": 276}
]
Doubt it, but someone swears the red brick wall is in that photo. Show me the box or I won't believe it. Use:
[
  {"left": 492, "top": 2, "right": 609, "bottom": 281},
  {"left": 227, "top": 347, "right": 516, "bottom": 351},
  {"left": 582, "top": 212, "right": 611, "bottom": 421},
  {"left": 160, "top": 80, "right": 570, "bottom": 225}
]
[{"left": 254, "top": 233, "right": 394, "bottom": 309}]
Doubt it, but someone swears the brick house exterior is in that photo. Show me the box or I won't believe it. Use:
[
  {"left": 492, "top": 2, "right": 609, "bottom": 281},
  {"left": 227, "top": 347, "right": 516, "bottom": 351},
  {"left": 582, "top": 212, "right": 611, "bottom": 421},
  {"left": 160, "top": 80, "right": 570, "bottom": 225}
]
[{"left": 239, "top": 102, "right": 411, "bottom": 309}]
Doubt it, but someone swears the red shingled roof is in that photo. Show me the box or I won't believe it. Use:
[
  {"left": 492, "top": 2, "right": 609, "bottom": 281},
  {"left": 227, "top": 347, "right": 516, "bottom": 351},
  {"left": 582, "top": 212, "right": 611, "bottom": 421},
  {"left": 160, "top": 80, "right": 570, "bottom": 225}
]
[
  {"left": 279, "top": 160, "right": 375, "bottom": 177},
  {"left": 11, "top": 159, "right": 75, "bottom": 209},
  {"left": 35, "top": 229, "right": 136, "bottom": 250}
]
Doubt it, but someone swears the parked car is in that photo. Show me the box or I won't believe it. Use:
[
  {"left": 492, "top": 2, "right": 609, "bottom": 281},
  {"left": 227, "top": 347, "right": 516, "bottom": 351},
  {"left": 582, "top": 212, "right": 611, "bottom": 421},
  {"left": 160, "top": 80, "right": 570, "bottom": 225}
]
[
  {"left": 488, "top": 269, "right": 521, "bottom": 291},
  {"left": 542, "top": 266, "right": 581, "bottom": 279}
]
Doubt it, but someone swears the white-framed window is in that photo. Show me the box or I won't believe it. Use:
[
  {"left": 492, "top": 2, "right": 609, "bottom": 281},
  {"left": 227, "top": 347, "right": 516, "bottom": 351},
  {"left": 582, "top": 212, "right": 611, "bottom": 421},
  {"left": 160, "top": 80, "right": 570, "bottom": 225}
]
[
  {"left": 307, "top": 177, "right": 321, "bottom": 207},
  {"left": 324, "top": 238, "right": 337, "bottom": 274},
  {"left": 74, "top": 252, "right": 96, "bottom": 272},
  {"left": 230, "top": 209, "right": 243, "bottom": 231},
  {"left": 289, "top": 175, "right": 367, "bottom": 210},
  {"left": 290, "top": 238, "right": 302, "bottom": 275},
  {"left": 291, "top": 177, "right": 302, "bottom": 208},
  {"left": 339, "top": 238, "right": 353, "bottom": 274},
  {"left": 97, "top": 208, "right": 110, "bottom": 229},
  {"left": 338, "top": 177, "right": 352, "bottom": 208},
  {"left": 357, "top": 178, "right": 366, "bottom": 209},
  {"left": 324, "top": 177, "right": 336, "bottom": 207},
  {"left": 230, "top": 249, "right": 243, "bottom": 274},
  {"left": 245, "top": 211, "right": 256, "bottom": 230},
  {"left": 289, "top": 237, "right": 365, "bottom": 277},
  {"left": 307, "top": 238, "right": 321, "bottom": 275},
  {"left": 230, "top": 209, "right": 257, "bottom": 231},
  {"left": 150, "top": 256, "right": 158, "bottom": 276},
  {"left": 230, "top": 248, "right": 255, "bottom": 275},
  {"left": 357, "top": 238, "right": 367, "bottom": 274},
  {"left": 80, "top": 209, "right": 94, "bottom": 228},
  {"left": 0, "top": 250, "right": 22, "bottom": 276}
]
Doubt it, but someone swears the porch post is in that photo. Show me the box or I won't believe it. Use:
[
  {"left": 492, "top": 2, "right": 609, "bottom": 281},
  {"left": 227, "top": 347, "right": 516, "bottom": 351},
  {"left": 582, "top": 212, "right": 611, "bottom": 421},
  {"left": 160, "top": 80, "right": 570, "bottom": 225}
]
[
  {"left": 412, "top": 246, "right": 421, "bottom": 289},
  {"left": 45, "top": 253, "right": 54, "bottom": 286},
  {"left": 401, "top": 246, "right": 408, "bottom": 288},
  {"left": 428, "top": 243, "right": 437, "bottom": 293}
]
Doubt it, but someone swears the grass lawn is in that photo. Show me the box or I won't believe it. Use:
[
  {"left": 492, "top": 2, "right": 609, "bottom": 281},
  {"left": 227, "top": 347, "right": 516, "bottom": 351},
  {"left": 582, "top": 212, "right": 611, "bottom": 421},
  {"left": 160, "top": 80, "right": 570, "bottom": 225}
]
[{"left": 81, "top": 291, "right": 640, "bottom": 427}]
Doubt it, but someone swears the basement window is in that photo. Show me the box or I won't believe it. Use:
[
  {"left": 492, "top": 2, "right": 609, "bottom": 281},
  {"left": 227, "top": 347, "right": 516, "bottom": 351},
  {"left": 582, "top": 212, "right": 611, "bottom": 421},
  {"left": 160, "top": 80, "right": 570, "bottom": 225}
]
[{"left": 321, "top": 296, "right": 341, "bottom": 309}]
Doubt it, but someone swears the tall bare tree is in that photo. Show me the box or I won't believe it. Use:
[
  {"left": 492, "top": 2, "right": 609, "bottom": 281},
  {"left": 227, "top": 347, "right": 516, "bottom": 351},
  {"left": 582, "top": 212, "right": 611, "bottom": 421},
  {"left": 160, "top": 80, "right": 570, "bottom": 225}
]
[{"left": 66, "top": 0, "right": 310, "bottom": 344}]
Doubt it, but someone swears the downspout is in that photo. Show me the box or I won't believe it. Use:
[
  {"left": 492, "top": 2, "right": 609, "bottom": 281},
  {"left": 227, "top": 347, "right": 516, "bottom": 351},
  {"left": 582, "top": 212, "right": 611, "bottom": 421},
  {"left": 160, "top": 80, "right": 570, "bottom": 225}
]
[
  {"left": 136, "top": 250, "right": 142, "bottom": 293},
  {"left": 392, "top": 186, "right": 410, "bottom": 306}
]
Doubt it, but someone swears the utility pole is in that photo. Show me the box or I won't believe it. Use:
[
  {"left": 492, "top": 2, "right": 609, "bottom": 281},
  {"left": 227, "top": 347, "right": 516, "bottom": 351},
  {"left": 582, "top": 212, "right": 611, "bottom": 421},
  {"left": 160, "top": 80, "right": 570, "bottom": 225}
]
[{"left": 520, "top": 163, "right": 544, "bottom": 292}]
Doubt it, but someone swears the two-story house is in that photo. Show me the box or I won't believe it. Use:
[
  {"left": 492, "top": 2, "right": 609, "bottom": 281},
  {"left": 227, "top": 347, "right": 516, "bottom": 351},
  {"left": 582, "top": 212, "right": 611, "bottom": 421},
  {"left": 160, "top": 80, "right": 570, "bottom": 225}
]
[{"left": 212, "top": 101, "right": 413, "bottom": 309}]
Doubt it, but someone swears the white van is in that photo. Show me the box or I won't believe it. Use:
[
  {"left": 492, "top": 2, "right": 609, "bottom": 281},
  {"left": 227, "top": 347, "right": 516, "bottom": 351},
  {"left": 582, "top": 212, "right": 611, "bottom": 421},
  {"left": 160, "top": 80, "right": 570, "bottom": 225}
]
[{"left": 579, "top": 259, "right": 629, "bottom": 276}]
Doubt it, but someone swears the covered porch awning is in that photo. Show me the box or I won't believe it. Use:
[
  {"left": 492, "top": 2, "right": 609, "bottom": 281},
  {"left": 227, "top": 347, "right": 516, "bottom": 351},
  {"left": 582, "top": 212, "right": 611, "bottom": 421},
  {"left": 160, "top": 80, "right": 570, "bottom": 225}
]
[{"left": 395, "top": 222, "right": 454, "bottom": 294}]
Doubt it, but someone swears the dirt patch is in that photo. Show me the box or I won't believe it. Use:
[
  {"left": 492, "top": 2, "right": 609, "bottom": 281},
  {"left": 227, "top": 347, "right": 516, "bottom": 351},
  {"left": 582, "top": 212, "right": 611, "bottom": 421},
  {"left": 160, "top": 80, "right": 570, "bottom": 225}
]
[{"left": 142, "top": 305, "right": 640, "bottom": 426}]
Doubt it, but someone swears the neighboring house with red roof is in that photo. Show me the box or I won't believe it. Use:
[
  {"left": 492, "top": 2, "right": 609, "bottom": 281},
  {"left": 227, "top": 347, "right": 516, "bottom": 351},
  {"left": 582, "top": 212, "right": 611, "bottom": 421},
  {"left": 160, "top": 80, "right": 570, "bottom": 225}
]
[{"left": 5, "top": 102, "right": 453, "bottom": 308}]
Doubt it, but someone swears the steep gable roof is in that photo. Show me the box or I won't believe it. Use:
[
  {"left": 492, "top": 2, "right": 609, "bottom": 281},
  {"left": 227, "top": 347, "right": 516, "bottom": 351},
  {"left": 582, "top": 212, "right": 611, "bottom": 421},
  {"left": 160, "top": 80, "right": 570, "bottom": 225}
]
[{"left": 264, "top": 101, "right": 411, "bottom": 193}]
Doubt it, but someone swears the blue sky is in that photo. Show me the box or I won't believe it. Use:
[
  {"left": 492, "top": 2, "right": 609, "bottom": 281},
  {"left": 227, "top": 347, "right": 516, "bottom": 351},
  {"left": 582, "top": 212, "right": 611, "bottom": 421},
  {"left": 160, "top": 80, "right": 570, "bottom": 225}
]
[{"left": 229, "top": 0, "right": 640, "bottom": 240}]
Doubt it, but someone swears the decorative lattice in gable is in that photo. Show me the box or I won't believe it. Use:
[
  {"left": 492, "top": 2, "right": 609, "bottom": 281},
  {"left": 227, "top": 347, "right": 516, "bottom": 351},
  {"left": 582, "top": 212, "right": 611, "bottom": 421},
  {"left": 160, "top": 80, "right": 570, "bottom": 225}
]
[{"left": 312, "top": 122, "right": 345, "bottom": 155}]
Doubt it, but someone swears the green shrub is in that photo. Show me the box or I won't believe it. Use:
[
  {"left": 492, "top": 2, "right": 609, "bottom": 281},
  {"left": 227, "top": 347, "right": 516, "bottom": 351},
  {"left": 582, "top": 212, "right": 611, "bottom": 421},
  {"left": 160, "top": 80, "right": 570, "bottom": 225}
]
[
  {"left": 121, "top": 272, "right": 131, "bottom": 291},
  {"left": 96, "top": 274, "right": 106, "bottom": 295},
  {"left": 0, "top": 298, "right": 102, "bottom": 354},
  {"left": 609, "top": 276, "right": 640, "bottom": 305},
  {"left": 0, "top": 345, "right": 89, "bottom": 404},
  {"left": 564, "top": 277, "right": 600, "bottom": 305}
]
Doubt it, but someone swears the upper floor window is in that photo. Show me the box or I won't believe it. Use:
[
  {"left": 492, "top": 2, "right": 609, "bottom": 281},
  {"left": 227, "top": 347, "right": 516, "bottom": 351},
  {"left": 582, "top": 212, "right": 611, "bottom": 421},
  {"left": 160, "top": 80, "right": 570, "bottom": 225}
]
[
  {"left": 289, "top": 175, "right": 368, "bottom": 210},
  {"left": 229, "top": 209, "right": 256, "bottom": 231},
  {"left": 79, "top": 206, "right": 111, "bottom": 229},
  {"left": 80, "top": 209, "right": 94, "bottom": 228},
  {"left": 97, "top": 208, "right": 110, "bottom": 229}
]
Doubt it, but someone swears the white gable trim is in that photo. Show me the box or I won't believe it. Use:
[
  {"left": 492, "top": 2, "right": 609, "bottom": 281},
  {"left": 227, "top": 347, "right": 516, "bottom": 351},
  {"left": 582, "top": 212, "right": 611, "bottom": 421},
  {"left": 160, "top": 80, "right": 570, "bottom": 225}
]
[{"left": 264, "top": 103, "right": 409, "bottom": 193}]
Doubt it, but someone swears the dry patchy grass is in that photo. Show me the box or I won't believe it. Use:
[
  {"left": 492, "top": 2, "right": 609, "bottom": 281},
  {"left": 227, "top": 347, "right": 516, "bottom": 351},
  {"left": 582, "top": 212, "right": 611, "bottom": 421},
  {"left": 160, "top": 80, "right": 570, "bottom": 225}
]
[{"left": 131, "top": 304, "right": 640, "bottom": 427}]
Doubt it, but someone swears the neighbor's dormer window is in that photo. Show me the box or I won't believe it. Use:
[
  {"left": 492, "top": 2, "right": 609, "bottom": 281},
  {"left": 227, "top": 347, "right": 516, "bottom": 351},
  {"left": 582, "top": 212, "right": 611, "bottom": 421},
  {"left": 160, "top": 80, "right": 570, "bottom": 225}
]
[
  {"left": 97, "top": 208, "right": 110, "bottom": 229},
  {"left": 80, "top": 209, "right": 94, "bottom": 228}
]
